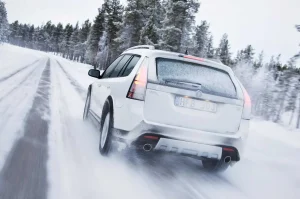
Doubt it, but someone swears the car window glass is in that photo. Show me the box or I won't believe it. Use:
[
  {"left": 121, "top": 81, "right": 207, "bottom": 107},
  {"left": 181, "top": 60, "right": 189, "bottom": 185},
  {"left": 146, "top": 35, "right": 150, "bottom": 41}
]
[
  {"left": 120, "top": 55, "right": 141, "bottom": 77},
  {"left": 109, "top": 55, "right": 132, "bottom": 78},
  {"left": 101, "top": 56, "right": 123, "bottom": 78},
  {"left": 156, "top": 58, "right": 237, "bottom": 98}
]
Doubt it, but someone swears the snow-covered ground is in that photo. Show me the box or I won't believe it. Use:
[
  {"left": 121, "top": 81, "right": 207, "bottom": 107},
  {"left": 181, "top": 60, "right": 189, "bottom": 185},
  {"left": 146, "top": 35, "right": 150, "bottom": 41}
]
[
  {"left": 0, "top": 44, "right": 48, "bottom": 172},
  {"left": 0, "top": 44, "right": 300, "bottom": 199}
]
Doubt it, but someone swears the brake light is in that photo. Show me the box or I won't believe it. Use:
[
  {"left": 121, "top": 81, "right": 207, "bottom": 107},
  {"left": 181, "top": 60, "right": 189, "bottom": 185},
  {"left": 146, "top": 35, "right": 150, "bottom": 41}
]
[
  {"left": 242, "top": 87, "right": 251, "bottom": 119},
  {"left": 144, "top": 135, "right": 159, "bottom": 140},
  {"left": 223, "top": 147, "right": 234, "bottom": 152},
  {"left": 127, "top": 57, "right": 149, "bottom": 101},
  {"left": 243, "top": 89, "right": 251, "bottom": 107},
  {"left": 183, "top": 55, "right": 205, "bottom": 62}
]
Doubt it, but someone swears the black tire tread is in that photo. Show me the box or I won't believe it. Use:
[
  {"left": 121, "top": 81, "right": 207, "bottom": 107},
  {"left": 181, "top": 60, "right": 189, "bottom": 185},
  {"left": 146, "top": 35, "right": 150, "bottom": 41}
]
[
  {"left": 99, "top": 100, "right": 113, "bottom": 156},
  {"left": 83, "top": 86, "right": 91, "bottom": 120}
]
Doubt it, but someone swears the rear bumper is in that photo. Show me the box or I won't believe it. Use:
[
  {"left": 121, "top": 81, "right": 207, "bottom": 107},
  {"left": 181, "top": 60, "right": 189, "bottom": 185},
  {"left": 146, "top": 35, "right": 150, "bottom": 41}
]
[
  {"left": 113, "top": 119, "right": 249, "bottom": 161},
  {"left": 154, "top": 138, "right": 223, "bottom": 160}
]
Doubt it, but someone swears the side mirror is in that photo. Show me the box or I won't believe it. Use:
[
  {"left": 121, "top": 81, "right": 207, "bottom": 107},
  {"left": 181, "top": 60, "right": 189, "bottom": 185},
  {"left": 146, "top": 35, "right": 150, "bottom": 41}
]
[{"left": 88, "top": 69, "right": 101, "bottom": 79}]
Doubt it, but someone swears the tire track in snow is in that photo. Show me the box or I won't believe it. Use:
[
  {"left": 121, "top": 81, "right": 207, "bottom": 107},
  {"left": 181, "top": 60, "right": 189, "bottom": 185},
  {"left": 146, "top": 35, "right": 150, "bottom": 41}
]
[
  {"left": 0, "top": 60, "right": 43, "bottom": 103},
  {"left": 124, "top": 154, "right": 247, "bottom": 199},
  {"left": 0, "top": 59, "right": 51, "bottom": 199},
  {"left": 0, "top": 59, "right": 40, "bottom": 83},
  {"left": 56, "top": 60, "right": 86, "bottom": 99}
]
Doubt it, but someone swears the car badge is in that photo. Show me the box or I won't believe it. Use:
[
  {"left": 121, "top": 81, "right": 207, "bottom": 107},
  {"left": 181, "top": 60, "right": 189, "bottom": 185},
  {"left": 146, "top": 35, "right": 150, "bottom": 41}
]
[{"left": 196, "top": 90, "right": 202, "bottom": 97}]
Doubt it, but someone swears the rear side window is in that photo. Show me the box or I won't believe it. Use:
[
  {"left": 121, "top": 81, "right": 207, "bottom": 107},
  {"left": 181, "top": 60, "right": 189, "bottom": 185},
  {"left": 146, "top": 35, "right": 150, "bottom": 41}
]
[
  {"left": 120, "top": 55, "right": 141, "bottom": 77},
  {"left": 110, "top": 55, "right": 132, "bottom": 78},
  {"left": 102, "top": 56, "right": 123, "bottom": 78},
  {"left": 156, "top": 58, "right": 237, "bottom": 98}
]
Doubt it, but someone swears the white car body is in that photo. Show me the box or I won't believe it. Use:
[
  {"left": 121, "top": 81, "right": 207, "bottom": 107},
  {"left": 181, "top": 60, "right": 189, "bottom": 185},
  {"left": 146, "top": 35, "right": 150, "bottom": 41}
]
[{"left": 86, "top": 45, "right": 251, "bottom": 166}]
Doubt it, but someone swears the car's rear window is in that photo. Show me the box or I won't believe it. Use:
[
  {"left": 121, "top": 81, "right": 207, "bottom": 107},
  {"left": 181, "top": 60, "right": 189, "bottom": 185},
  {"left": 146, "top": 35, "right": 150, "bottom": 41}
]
[{"left": 156, "top": 58, "right": 237, "bottom": 98}]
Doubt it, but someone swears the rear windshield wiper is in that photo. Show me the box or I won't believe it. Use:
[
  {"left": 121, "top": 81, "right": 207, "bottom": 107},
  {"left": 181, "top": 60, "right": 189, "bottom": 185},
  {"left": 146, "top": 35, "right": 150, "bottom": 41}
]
[{"left": 162, "top": 78, "right": 202, "bottom": 89}]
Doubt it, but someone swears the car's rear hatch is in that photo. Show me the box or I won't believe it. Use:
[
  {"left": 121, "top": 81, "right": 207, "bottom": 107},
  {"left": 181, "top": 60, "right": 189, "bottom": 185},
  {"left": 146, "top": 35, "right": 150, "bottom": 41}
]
[{"left": 143, "top": 57, "right": 244, "bottom": 134}]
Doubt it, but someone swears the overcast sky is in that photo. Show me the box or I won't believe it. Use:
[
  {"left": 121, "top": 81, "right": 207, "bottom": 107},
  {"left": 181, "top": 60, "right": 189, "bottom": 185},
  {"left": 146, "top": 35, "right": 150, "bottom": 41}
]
[{"left": 4, "top": 0, "right": 300, "bottom": 63}]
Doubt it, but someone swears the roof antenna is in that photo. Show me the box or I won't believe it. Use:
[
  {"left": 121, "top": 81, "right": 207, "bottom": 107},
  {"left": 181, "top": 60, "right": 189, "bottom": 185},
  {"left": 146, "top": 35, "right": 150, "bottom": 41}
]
[{"left": 185, "top": 49, "right": 188, "bottom": 55}]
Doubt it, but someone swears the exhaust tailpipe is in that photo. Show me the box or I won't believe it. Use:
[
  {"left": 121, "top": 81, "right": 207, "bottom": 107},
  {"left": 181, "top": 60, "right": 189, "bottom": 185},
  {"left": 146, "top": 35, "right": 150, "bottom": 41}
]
[
  {"left": 143, "top": 144, "right": 152, "bottom": 152},
  {"left": 224, "top": 156, "right": 231, "bottom": 163}
]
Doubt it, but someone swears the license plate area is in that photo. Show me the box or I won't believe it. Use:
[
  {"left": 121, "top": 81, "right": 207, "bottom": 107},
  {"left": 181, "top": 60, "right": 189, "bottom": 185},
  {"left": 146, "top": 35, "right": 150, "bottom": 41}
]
[{"left": 174, "top": 96, "right": 217, "bottom": 113}]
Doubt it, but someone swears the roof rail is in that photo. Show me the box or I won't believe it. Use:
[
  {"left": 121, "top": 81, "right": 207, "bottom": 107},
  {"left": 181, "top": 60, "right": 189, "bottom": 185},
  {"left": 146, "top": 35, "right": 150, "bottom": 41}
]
[{"left": 125, "top": 45, "right": 155, "bottom": 51}]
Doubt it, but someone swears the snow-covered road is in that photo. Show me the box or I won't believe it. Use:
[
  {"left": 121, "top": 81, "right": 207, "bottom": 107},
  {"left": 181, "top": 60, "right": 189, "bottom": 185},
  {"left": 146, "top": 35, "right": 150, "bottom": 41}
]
[{"left": 0, "top": 44, "right": 300, "bottom": 199}]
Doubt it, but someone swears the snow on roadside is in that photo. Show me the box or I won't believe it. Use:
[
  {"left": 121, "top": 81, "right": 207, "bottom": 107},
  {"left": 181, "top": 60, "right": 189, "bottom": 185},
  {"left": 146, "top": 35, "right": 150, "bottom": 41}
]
[
  {"left": 221, "top": 119, "right": 300, "bottom": 199},
  {"left": 250, "top": 119, "right": 300, "bottom": 148},
  {"left": 0, "top": 44, "right": 46, "bottom": 78}
]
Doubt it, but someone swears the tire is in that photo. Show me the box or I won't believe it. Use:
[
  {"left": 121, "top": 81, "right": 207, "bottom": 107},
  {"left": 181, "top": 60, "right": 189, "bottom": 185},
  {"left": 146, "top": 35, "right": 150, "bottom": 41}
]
[
  {"left": 83, "top": 87, "right": 91, "bottom": 121},
  {"left": 202, "top": 159, "right": 230, "bottom": 172},
  {"left": 99, "top": 100, "right": 113, "bottom": 156}
]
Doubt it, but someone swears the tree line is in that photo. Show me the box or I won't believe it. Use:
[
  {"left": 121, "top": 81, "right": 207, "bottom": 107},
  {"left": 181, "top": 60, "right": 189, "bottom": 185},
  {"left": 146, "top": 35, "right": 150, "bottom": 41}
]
[
  {"left": 0, "top": 0, "right": 8, "bottom": 42},
  {"left": 1, "top": 0, "right": 300, "bottom": 128},
  {"left": 2, "top": 0, "right": 273, "bottom": 68}
]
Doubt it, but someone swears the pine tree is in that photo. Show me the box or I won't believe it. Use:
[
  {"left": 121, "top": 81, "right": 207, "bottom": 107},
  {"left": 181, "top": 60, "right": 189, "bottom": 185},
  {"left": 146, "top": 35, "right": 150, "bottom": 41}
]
[
  {"left": 43, "top": 21, "right": 55, "bottom": 51},
  {"left": 139, "top": 0, "right": 163, "bottom": 46},
  {"left": 268, "top": 56, "right": 276, "bottom": 71},
  {"left": 85, "top": 7, "right": 105, "bottom": 66},
  {"left": 18, "top": 24, "right": 28, "bottom": 47},
  {"left": 9, "top": 21, "right": 20, "bottom": 45},
  {"left": 23, "top": 24, "right": 31, "bottom": 48},
  {"left": 242, "top": 45, "right": 255, "bottom": 63},
  {"left": 77, "top": 20, "right": 91, "bottom": 62},
  {"left": 254, "top": 51, "right": 264, "bottom": 68},
  {"left": 217, "top": 33, "right": 231, "bottom": 66},
  {"left": 60, "top": 24, "right": 74, "bottom": 58},
  {"left": 35, "top": 26, "right": 47, "bottom": 51},
  {"left": 52, "top": 23, "right": 64, "bottom": 53},
  {"left": 206, "top": 35, "right": 215, "bottom": 58},
  {"left": 235, "top": 50, "right": 243, "bottom": 64},
  {"left": 70, "top": 23, "right": 80, "bottom": 60},
  {"left": 273, "top": 70, "right": 300, "bottom": 125},
  {"left": 160, "top": 0, "right": 200, "bottom": 52},
  {"left": 27, "top": 25, "right": 35, "bottom": 49},
  {"left": 273, "top": 70, "right": 289, "bottom": 122},
  {"left": 79, "top": 20, "right": 91, "bottom": 43},
  {"left": 145, "top": 0, "right": 164, "bottom": 28},
  {"left": 102, "top": 0, "right": 123, "bottom": 67},
  {"left": 0, "top": 0, "right": 8, "bottom": 43},
  {"left": 194, "top": 20, "right": 209, "bottom": 57},
  {"left": 275, "top": 54, "right": 282, "bottom": 71},
  {"left": 139, "top": 15, "right": 160, "bottom": 45},
  {"left": 120, "top": 0, "right": 145, "bottom": 49},
  {"left": 259, "top": 68, "right": 277, "bottom": 119}
]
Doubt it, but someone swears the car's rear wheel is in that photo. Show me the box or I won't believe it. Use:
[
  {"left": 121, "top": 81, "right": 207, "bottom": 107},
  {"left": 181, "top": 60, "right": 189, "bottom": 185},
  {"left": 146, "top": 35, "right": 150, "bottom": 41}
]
[
  {"left": 99, "top": 100, "right": 113, "bottom": 156},
  {"left": 83, "top": 87, "right": 91, "bottom": 120},
  {"left": 202, "top": 158, "right": 230, "bottom": 172}
]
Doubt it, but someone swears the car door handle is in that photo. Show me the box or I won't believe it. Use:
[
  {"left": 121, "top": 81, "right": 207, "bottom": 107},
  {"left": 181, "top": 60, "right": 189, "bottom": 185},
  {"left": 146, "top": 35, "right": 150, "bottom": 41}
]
[{"left": 97, "top": 84, "right": 102, "bottom": 87}]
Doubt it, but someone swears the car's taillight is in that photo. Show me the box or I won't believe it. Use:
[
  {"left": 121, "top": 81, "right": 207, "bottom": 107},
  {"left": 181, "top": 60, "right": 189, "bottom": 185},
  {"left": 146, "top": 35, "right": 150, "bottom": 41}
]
[
  {"left": 183, "top": 55, "right": 205, "bottom": 62},
  {"left": 127, "top": 57, "right": 149, "bottom": 101},
  {"left": 244, "top": 89, "right": 251, "bottom": 107},
  {"left": 242, "top": 88, "right": 251, "bottom": 119}
]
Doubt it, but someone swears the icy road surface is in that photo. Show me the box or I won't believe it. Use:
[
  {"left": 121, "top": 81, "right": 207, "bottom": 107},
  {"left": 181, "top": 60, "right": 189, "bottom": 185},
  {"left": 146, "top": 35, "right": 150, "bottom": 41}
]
[{"left": 0, "top": 44, "right": 300, "bottom": 199}]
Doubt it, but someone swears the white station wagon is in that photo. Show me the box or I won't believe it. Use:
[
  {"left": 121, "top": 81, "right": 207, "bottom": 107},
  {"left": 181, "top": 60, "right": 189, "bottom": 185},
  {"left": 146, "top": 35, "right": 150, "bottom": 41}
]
[{"left": 83, "top": 45, "right": 251, "bottom": 172}]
